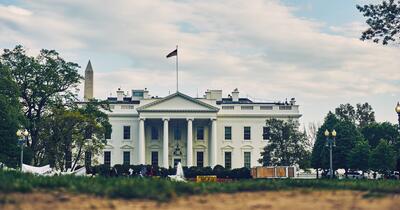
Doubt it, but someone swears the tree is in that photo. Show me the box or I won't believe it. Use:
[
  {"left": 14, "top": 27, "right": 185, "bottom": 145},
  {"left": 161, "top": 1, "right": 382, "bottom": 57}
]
[
  {"left": 0, "top": 45, "right": 82, "bottom": 165},
  {"left": 259, "top": 119, "right": 311, "bottom": 169},
  {"left": 311, "top": 110, "right": 363, "bottom": 177},
  {"left": 357, "top": 0, "right": 400, "bottom": 45},
  {"left": 41, "top": 100, "right": 111, "bottom": 171},
  {"left": 361, "top": 122, "right": 398, "bottom": 148},
  {"left": 355, "top": 103, "right": 375, "bottom": 128},
  {"left": 311, "top": 112, "right": 339, "bottom": 177},
  {"left": 335, "top": 103, "right": 356, "bottom": 123},
  {"left": 335, "top": 103, "right": 375, "bottom": 128},
  {"left": 347, "top": 140, "right": 370, "bottom": 175},
  {"left": 332, "top": 118, "right": 364, "bottom": 175},
  {"left": 369, "top": 139, "right": 397, "bottom": 176},
  {"left": 0, "top": 64, "right": 22, "bottom": 167}
]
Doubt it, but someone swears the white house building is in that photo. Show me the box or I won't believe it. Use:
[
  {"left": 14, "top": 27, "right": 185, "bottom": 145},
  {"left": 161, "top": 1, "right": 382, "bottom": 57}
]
[{"left": 84, "top": 62, "right": 302, "bottom": 169}]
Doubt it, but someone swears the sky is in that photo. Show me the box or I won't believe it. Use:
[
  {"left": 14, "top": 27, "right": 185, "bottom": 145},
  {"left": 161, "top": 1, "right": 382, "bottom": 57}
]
[{"left": 0, "top": 0, "right": 399, "bottom": 127}]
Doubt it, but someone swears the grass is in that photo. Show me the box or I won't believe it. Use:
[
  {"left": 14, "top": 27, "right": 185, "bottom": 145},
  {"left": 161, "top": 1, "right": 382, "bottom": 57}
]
[{"left": 1, "top": 170, "right": 400, "bottom": 201}]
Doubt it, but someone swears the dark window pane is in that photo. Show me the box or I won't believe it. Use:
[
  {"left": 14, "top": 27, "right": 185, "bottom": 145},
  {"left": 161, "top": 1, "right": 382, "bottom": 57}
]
[
  {"left": 104, "top": 151, "right": 111, "bottom": 166},
  {"left": 225, "top": 127, "right": 232, "bottom": 140},
  {"left": 263, "top": 127, "right": 270, "bottom": 140},
  {"left": 151, "top": 151, "right": 158, "bottom": 166},
  {"left": 123, "top": 126, "right": 130, "bottom": 139},
  {"left": 244, "top": 152, "right": 251, "bottom": 168},
  {"left": 196, "top": 152, "right": 204, "bottom": 167},
  {"left": 225, "top": 152, "right": 232, "bottom": 169},
  {"left": 105, "top": 125, "right": 112, "bottom": 139},
  {"left": 197, "top": 127, "right": 204, "bottom": 140},
  {"left": 123, "top": 151, "right": 130, "bottom": 165},
  {"left": 244, "top": 127, "right": 251, "bottom": 140}
]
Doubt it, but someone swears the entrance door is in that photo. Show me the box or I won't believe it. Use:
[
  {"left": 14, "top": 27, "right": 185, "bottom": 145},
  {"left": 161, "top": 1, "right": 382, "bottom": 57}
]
[{"left": 173, "top": 158, "right": 181, "bottom": 167}]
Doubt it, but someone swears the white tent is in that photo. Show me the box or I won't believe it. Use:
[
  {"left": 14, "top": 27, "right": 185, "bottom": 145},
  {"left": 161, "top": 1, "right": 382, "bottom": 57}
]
[{"left": 22, "top": 164, "right": 53, "bottom": 175}]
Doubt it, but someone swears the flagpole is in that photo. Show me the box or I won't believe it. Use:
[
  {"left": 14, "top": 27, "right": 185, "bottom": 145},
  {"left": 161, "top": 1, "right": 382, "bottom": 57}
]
[{"left": 176, "top": 45, "right": 178, "bottom": 92}]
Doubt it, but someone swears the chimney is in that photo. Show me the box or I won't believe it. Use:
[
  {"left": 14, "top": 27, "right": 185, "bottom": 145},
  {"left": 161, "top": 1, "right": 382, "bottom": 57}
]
[
  {"left": 290, "top": 98, "right": 296, "bottom": 105},
  {"left": 117, "top": 88, "right": 124, "bottom": 101},
  {"left": 232, "top": 88, "right": 239, "bottom": 102},
  {"left": 84, "top": 60, "right": 94, "bottom": 102},
  {"left": 143, "top": 88, "right": 149, "bottom": 99},
  {"left": 205, "top": 90, "right": 211, "bottom": 99}
]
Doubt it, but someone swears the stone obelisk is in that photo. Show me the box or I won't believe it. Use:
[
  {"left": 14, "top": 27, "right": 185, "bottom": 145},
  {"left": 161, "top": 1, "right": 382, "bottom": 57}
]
[{"left": 84, "top": 60, "right": 93, "bottom": 102}]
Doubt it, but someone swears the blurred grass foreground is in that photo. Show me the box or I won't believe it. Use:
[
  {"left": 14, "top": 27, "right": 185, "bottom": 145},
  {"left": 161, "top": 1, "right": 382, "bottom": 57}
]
[{"left": 1, "top": 170, "right": 400, "bottom": 201}]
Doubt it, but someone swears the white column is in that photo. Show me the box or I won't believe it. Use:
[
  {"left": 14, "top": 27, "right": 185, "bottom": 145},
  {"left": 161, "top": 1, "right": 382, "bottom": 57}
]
[
  {"left": 210, "top": 118, "right": 217, "bottom": 168},
  {"left": 186, "top": 118, "right": 193, "bottom": 167},
  {"left": 138, "top": 118, "right": 145, "bottom": 164},
  {"left": 163, "top": 118, "right": 169, "bottom": 168}
]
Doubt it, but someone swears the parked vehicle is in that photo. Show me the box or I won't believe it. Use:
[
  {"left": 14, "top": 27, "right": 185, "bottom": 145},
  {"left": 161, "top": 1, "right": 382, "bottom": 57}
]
[
  {"left": 386, "top": 171, "right": 400, "bottom": 180},
  {"left": 346, "top": 171, "right": 363, "bottom": 179}
]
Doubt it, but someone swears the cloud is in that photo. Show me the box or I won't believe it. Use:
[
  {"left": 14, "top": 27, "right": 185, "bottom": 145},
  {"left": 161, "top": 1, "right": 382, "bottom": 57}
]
[{"left": 0, "top": 0, "right": 399, "bottom": 124}]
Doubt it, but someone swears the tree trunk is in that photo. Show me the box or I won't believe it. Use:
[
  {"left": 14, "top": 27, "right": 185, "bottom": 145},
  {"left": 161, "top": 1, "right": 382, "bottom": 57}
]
[{"left": 316, "top": 168, "right": 319, "bottom": 179}]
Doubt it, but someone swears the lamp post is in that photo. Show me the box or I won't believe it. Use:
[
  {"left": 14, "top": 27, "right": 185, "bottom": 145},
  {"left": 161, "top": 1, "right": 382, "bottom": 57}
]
[
  {"left": 396, "top": 102, "right": 400, "bottom": 130},
  {"left": 324, "top": 129, "right": 337, "bottom": 179},
  {"left": 16, "top": 129, "right": 29, "bottom": 171}
]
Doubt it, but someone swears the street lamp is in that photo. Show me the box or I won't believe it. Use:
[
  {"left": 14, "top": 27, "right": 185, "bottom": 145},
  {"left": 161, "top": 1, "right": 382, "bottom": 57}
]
[
  {"left": 324, "top": 129, "right": 337, "bottom": 179},
  {"left": 395, "top": 102, "right": 400, "bottom": 130},
  {"left": 16, "top": 129, "right": 29, "bottom": 171}
]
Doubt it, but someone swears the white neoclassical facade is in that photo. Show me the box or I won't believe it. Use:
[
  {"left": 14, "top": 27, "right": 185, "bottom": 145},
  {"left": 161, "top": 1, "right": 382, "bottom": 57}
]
[
  {"left": 98, "top": 88, "right": 301, "bottom": 169},
  {"left": 83, "top": 61, "right": 302, "bottom": 169}
]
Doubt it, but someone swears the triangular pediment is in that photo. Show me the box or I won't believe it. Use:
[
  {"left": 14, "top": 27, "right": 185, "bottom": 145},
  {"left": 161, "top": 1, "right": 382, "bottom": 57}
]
[{"left": 137, "top": 92, "right": 219, "bottom": 112}]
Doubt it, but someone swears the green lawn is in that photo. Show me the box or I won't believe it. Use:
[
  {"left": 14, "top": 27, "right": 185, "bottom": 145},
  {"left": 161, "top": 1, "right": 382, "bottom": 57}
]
[{"left": 1, "top": 170, "right": 399, "bottom": 201}]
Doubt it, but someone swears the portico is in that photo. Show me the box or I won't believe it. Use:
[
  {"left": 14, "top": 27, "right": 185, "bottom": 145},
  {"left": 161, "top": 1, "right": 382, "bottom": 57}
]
[{"left": 136, "top": 92, "right": 219, "bottom": 168}]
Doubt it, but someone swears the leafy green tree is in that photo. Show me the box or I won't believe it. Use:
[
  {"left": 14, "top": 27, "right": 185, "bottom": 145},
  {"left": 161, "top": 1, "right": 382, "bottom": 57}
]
[
  {"left": 357, "top": 0, "right": 400, "bottom": 45},
  {"left": 1, "top": 45, "right": 82, "bottom": 165},
  {"left": 0, "top": 64, "right": 22, "bottom": 167},
  {"left": 312, "top": 110, "right": 363, "bottom": 177},
  {"left": 259, "top": 119, "right": 311, "bottom": 169},
  {"left": 41, "top": 100, "right": 111, "bottom": 171},
  {"left": 355, "top": 103, "right": 375, "bottom": 128},
  {"left": 335, "top": 103, "right": 375, "bottom": 128},
  {"left": 361, "top": 122, "right": 398, "bottom": 148},
  {"left": 332, "top": 119, "right": 363, "bottom": 176},
  {"left": 369, "top": 139, "right": 397, "bottom": 176},
  {"left": 311, "top": 112, "right": 339, "bottom": 177},
  {"left": 347, "top": 140, "right": 370, "bottom": 175},
  {"left": 335, "top": 103, "right": 356, "bottom": 123}
]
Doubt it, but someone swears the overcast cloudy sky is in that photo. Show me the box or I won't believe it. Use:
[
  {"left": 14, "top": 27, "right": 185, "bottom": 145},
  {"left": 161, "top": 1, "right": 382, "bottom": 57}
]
[{"left": 0, "top": 0, "right": 399, "bottom": 126}]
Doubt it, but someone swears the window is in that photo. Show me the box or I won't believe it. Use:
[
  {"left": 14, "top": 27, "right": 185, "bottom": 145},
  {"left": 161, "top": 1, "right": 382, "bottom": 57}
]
[
  {"left": 244, "top": 152, "right": 251, "bottom": 168},
  {"left": 197, "top": 127, "right": 204, "bottom": 140},
  {"left": 85, "top": 151, "right": 92, "bottom": 167},
  {"left": 260, "top": 106, "right": 273, "bottom": 110},
  {"left": 151, "top": 127, "right": 158, "bottom": 140},
  {"left": 225, "top": 152, "right": 232, "bottom": 169},
  {"left": 225, "top": 126, "right": 232, "bottom": 140},
  {"left": 222, "top": 106, "right": 234, "bottom": 110},
  {"left": 123, "top": 126, "right": 130, "bottom": 140},
  {"left": 241, "top": 106, "right": 254, "bottom": 110},
  {"left": 244, "top": 126, "right": 251, "bottom": 140},
  {"left": 151, "top": 151, "right": 158, "bottom": 166},
  {"left": 196, "top": 152, "right": 204, "bottom": 167},
  {"left": 105, "top": 125, "right": 112, "bottom": 139},
  {"left": 174, "top": 127, "right": 181, "bottom": 140},
  {"left": 133, "top": 91, "right": 144, "bottom": 97},
  {"left": 123, "top": 151, "right": 130, "bottom": 165},
  {"left": 279, "top": 105, "right": 292, "bottom": 110},
  {"left": 263, "top": 127, "right": 270, "bottom": 140},
  {"left": 104, "top": 151, "right": 111, "bottom": 166}
]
